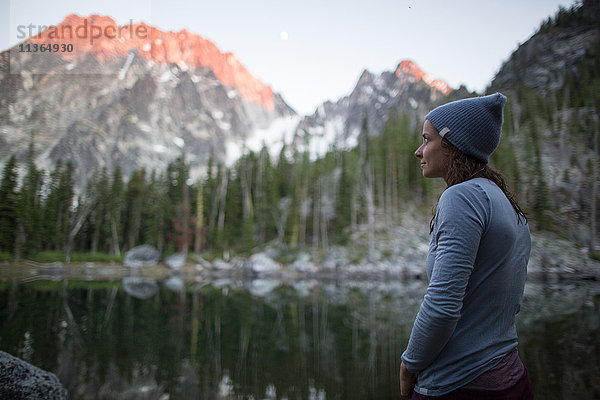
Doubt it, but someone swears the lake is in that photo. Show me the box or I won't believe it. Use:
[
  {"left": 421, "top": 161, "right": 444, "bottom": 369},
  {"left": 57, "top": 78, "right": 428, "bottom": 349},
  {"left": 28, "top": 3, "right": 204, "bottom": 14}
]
[{"left": 0, "top": 267, "right": 599, "bottom": 400}]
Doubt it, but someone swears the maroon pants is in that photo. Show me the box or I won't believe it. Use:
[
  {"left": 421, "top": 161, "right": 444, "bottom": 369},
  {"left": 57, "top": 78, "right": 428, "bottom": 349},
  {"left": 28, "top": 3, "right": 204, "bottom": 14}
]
[{"left": 411, "top": 368, "right": 533, "bottom": 400}]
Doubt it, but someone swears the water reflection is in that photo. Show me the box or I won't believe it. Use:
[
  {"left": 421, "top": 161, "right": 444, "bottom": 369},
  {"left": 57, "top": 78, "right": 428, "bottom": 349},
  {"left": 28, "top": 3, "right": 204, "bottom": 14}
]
[{"left": 0, "top": 277, "right": 598, "bottom": 400}]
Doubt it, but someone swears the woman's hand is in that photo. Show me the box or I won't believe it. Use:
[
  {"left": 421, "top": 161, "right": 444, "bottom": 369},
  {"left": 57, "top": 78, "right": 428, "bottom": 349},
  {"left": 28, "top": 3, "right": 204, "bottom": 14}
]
[{"left": 400, "top": 362, "right": 418, "bottom": 398}]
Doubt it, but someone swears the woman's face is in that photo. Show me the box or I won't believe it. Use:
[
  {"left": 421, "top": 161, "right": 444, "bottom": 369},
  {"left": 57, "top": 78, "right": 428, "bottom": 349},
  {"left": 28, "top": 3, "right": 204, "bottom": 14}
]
[{"left": 414, "top": 120, "right": 450, "bottom": 180}]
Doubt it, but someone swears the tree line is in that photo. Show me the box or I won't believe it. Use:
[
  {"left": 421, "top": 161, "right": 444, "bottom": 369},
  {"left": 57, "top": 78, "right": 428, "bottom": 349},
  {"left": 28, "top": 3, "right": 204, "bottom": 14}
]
[
  {"left": 0, "top": 115, "right": 445, "bottom": 262},
  {"left": 1, "top": 81, "right": 598, "bottom": 262}
]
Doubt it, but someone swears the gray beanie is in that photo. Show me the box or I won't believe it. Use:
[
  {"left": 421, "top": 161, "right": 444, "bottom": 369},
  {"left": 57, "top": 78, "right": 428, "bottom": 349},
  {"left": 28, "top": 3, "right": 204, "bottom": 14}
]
[{"left": 425, "top": 93, "right": 507, "bottom": 163}]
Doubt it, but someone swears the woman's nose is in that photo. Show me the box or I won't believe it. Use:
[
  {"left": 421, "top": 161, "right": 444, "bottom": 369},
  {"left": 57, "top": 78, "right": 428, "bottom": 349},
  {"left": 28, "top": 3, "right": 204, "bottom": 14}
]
[{"left": 415, "top": 144, "right": 423, "bottom": 159}]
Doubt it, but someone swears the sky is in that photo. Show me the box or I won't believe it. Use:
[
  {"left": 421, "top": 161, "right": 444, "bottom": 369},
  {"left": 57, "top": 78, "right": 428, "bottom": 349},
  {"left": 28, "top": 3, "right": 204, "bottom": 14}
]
[{"left": 1, "top": 0, "right": 578, "bottom": 115}]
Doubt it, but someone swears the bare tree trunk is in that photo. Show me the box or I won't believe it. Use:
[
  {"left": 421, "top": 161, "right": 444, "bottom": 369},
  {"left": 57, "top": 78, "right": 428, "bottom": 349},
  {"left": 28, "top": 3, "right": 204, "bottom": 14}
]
[
  {"left": 299, "top": 182, "right": 309, "bottom": 250},
  {"left": 181, "top": 181, "right": 191, "bottom": 258},
  {"left": 320, "top": 194, "right": 329, "bottom": 253},
  {"left": 257, "top": 151, "right": 268, "bottom": 243},
  {"left": 217, "top": 173, "right": 228, "bottom": 235},
  {"left": 91, "top": 222, "right": 100, "bottom": 254},
  {"left": 386, "top": 153, "right": 393, "bottom": 222},
  {"left": 14, "top": 221, "right": 25, "bottom": 262},
  {"left": 194, "top": 183, "right": 204, "bottom": 254},
  {"left": 241, "top": 160, "right": 254, "bottom": 224},
  {"left": 312, "top": 179, "right": 320, "bottom": 249},
  {"left": 590, "top": 112, "right": 598, "bottom": 254},
  {"left": 364, "top": 166, "right": 375, "bottom": 262},
  {"left": 350, "top": 189, "right": 357, "bottom": 233},
  {"left": 274, "top": 196, "right": 290, "bottom": 247},
  {"left": 391, "top": 155, "right": 398, "bottom": 222},
  {"left": 65, "top": 200, "right": 95, "bottom": 263},
  {"left": 110, "top": 218, "right": 120, "bottom": 257}
]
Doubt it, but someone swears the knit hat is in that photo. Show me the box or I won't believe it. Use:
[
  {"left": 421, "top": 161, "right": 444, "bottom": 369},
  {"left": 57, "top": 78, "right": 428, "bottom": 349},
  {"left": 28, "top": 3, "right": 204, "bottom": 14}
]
[{"left": 425, "top": 93, "right": 507, "bottom": 163}]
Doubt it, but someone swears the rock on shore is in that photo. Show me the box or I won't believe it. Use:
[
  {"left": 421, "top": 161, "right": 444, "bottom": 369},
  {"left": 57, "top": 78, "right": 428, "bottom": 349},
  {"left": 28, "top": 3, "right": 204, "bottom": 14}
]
[{"left": 0, "top": 350, "right": 67, "bottom": 400}]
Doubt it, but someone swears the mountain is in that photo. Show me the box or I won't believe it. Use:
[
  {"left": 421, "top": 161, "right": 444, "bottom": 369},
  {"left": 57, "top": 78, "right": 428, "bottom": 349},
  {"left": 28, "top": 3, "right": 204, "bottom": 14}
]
[
  {"left": 289, "top": 60, "right": 460, "bottom": 157},
  {"left": 0, "top": 14, "right": 295, "bottom": 186},
  {"left": 488, "top": 0, "right": 600, "bottom": 243},
  {"left": 0, "top": 13, "right": 464, "bottom": 187}
]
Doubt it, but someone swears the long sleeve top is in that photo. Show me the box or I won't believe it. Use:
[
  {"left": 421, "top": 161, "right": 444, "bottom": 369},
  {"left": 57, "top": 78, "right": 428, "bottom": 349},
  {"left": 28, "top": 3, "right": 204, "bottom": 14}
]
[{"left": 401, "top": 178, "right": 531, "bottom": 396}]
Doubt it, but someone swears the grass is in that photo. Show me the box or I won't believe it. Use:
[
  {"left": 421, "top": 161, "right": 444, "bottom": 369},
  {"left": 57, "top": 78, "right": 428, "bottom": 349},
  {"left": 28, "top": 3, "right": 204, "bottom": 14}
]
[
  {"left": 0, "top": 251, "right": 12, "bottom": 262},
  {"left": 27, "top": 251, "right": 123, "bottom": 263}
]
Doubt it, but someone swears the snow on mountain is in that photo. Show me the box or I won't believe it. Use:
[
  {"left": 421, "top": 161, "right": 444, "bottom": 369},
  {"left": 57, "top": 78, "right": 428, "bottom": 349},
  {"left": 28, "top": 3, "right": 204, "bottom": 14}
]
[{"left": 289, "top": 60, "right": 455, "bottom": 160}]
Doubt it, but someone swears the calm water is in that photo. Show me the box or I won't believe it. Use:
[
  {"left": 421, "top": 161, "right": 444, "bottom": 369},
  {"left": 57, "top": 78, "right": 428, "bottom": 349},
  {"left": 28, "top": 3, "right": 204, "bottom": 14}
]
[{"left": 0, "top": 272, "right": 598, "bottom": 400}]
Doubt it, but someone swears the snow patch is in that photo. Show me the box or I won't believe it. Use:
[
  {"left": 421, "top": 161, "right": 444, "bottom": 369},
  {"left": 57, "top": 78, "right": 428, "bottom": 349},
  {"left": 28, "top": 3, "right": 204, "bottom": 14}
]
[
  {"left": 173, "top": 137, "right": 184, "bottom": 148},
  {"left": 245, "top": 115, "right": 301, "bottom": 155},
  {"left": 138, "top": 122, "right": 151, "bottom": 132},
  {"left": 118, "top": 52, "right": 135, "bottom": 80},
  {"left": 217, "top": 121, "right": 231, "bottom": 130},
  {"left": 159, "top": 70, "right": 178, "bottom": 83},
  {"left": 409, "top": 97, "right": 418, "bottom": 109},
  {"left": 153, "top": 144, "right": 167, "bottom": 153},
  {"left": 304, "top": 116, "right": 345, "bottom": 159},
  {"left": 178, "top": 62, "right": 189, "bottom": 72},
  {"left": 224, "top": 140, "right": 242, "bottom": 167},
  {"left": 224, "top": 115, "right": 300, "bottom": 166}
]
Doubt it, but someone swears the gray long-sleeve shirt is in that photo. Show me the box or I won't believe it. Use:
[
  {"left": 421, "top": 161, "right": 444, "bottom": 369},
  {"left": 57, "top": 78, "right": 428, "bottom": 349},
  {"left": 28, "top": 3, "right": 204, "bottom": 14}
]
[{"left": 402, "top": 178, "right": 531, "bottom": 396}]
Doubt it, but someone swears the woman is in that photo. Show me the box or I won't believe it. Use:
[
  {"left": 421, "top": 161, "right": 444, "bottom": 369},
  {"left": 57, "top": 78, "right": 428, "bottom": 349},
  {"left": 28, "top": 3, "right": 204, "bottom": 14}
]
[{"left": 400, "top": 93, "right": 533, "bottom": 399}]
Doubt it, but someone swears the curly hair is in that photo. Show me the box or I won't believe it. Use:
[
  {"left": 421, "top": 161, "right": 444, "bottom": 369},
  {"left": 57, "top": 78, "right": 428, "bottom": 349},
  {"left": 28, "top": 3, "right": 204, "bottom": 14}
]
[{"left": 429, "top": 137, "right": 527, "bottom": 233}]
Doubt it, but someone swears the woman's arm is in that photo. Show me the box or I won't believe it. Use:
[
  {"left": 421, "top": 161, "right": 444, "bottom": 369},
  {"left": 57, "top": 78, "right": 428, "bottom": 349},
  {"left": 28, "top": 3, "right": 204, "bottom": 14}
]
[
  {"left": 400, "top": 361, "right": 418, "bottom": 398},
  {"left": 402, "top": 183, "right": 488, "bottom": 372}
]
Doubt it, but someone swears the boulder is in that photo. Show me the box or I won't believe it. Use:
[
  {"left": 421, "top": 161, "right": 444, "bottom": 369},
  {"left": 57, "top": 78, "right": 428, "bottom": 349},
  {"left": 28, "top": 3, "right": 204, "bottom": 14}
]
[
  {"left": 0, "top": 350, "right": 68, "bottom": 400},
  {"left": 124, "top": 245, "right": 160, "bottom": 268},
  {"left": 322, "top": 246, "right": 349, "bottom": 270},
  {"left": 165, "top": 253, "right": 186, "bottom": 270},
  {"left": 291, "top": 252, "right": 317, "bottom": 273},
  {"left": 244, "top": 253, "right": 281, "bottom": 275},
  {"left": 122, "top": 277, "right": 159, "bottom": 299},
  {"left": 212, "top": 259, "right": 233, "bottom": 271}
]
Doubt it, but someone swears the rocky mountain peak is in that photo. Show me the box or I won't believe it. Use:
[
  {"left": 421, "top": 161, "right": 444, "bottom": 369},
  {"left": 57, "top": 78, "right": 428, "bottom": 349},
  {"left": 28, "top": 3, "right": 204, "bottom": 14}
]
[
  {"left": 395, "top": 60, "right": 452, "bottom": 96},
  {"left": 28, "top": 14, "right": 275, "bottom": 109}
]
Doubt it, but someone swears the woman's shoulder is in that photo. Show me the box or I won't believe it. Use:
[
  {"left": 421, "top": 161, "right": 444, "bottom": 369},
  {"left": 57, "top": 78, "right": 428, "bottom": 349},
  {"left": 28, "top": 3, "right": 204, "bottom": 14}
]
[
  {"left": 438, "top": 178, "right": 493, "bottom": 218},
  {"left": 441, "top": 178, "right": 491, "bottom": 202}
]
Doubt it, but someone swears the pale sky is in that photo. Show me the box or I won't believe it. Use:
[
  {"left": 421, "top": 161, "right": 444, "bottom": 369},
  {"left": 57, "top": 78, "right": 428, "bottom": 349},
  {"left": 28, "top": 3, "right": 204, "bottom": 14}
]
[{"left": 1, "top": 0, "right": 578, "bottom": 115}]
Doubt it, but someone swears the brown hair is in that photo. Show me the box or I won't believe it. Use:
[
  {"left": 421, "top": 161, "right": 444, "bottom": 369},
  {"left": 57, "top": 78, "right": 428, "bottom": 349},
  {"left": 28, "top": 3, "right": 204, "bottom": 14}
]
[{"left": 429, "top": 137, "right": 527, "bottom": 233}]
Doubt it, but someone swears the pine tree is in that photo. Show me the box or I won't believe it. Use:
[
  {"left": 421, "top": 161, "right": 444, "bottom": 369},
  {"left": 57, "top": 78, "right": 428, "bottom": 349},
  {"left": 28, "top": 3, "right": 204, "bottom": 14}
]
[
  {"left": 56, "top": 161, "right": 75, "bottom": 251},
  {"left": 239, "top": 152, "right": 256, "bottom": 252},
  {"left": 194, "top": 179, "right": 205, "bottom": 254},
  {"left": 333, "top": 151, "right": 356, "bottom": 242},
  {"left": 124, "top": 168, "right": 146, "bottom": 249},
  {"left": 0, "top": 155, "right": 19, "bottom": 254},
  {"left": 166, "top": 155, "right": 194, "bottom": 255},
  {"left": 142, "top": 171, "right": 168, "bottom": 253},
  {"left": 88, "top": 167, "right": 110, "bottom": 254},
  {"left": 15, "top": 135, "right": 44, "bottom": 259},
  {"left": 108, "top": 167, "right": 124, "bottom": 256}
]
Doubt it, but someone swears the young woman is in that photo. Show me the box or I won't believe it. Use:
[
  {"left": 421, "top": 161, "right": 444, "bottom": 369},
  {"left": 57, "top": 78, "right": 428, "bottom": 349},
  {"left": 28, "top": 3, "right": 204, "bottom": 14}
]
[{"left": 400, "top": 93, "right": 533, "bottom": 399}]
